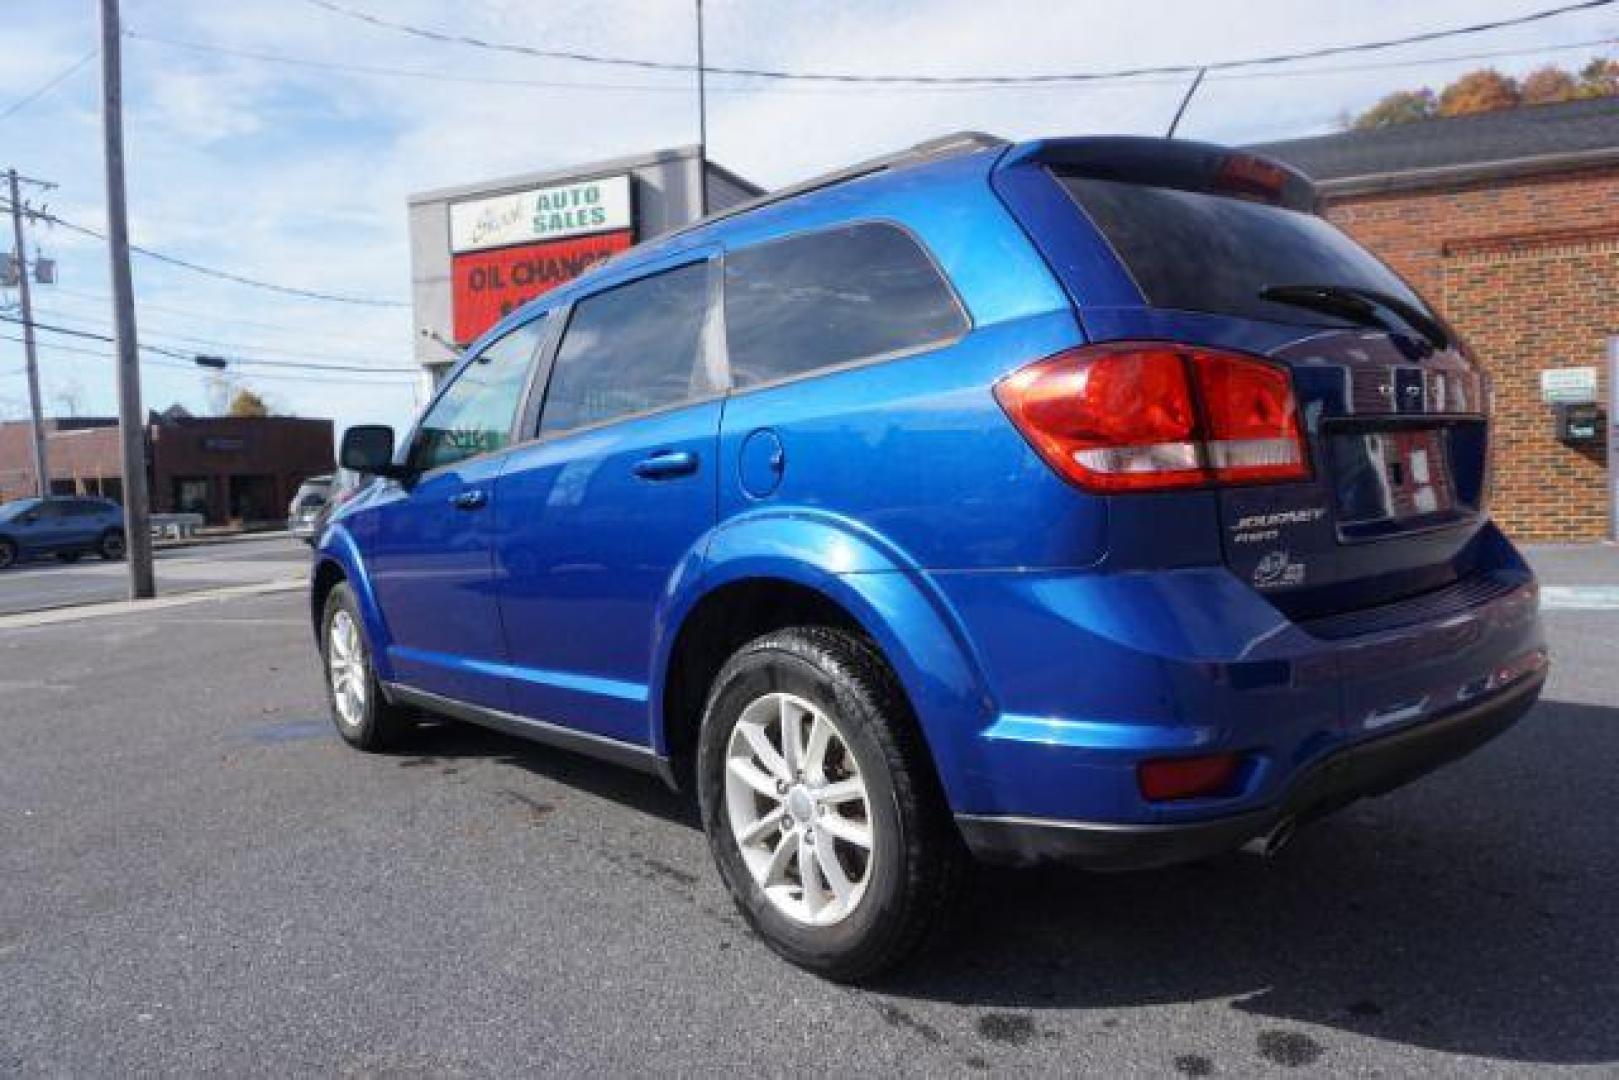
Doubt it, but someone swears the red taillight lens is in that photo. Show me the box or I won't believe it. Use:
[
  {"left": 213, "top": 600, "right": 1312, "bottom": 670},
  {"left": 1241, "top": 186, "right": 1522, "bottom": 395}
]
[
  {"left": 994, "top": 344, "right": 1308, "bottom": 493},
  {"left": 1138, "top": 753, "right": 1243, "bottom": 802}
]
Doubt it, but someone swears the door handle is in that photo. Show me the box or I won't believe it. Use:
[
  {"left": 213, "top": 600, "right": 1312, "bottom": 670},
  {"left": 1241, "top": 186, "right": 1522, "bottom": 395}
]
[
  {"left": 632, "top": 451, "right": 699, "bottom": 480},
  {"left": 450, "top": 489, "right": 488, "bottom": 510}
]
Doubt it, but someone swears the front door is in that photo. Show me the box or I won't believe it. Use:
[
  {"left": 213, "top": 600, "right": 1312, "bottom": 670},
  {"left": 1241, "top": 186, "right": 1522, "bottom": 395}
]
[
  {"left": 362, "top": 315, "right": 549, "bottom": 709},
  {"left": 494, "top": 255, "right": 723, "bottom": 745}
]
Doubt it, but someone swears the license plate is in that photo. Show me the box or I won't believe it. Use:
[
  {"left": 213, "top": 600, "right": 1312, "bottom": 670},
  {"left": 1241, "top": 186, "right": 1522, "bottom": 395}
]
[{"left": 1330, "top": 427, "right": 1458, "bottom": 528}]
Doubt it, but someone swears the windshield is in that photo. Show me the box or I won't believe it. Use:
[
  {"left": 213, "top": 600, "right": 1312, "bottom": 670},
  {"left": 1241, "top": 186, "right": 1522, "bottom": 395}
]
[
  {"left": 1055, "top": 173, "right": 1435, "bottom": 329},
  {"left": 0, "top": 497, "right": 42, "bottom": 521}
]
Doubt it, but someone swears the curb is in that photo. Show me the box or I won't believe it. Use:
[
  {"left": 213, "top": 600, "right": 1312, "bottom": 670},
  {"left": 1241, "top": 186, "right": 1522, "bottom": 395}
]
[{"left": 0, "top": 578, "right": 305, "bottom": 631}]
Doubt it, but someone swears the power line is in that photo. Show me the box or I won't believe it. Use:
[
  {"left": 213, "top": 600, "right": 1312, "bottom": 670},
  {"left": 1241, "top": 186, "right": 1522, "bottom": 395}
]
[
  {"left": 300, "top": 0, "right": 1619, "bottom": 85},
  {"left": 0, "top": 50, "right": 98, "bottom": 124},
  {"left": 0, "top": 329, "right": 419, "bottom": 386},
  {"left": 31, "top": 302, "right": 410, "bottom": 367},
  {"left": 126, "top": 28, "right": 1619, "bottom": 94},
  {"left": 0, "top": 313, "right": 419, "bottom": 378},
  {"left": 0, "top": 199, "right": 408, "bottom": 308},
  {"left": 49, "top": 284, "right": 399, "bottom": 347}
]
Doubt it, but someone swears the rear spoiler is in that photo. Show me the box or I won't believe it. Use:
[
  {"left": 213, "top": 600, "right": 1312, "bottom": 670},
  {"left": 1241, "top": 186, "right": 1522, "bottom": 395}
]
[{"left": 999, "top": 136, "right": 1319, "bottom": 213}]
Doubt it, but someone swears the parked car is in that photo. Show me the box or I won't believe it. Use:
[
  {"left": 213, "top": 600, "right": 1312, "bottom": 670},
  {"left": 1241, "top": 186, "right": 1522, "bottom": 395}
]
[
  {"left": 0, "top": 496, "right": 126, "bottom": 569},
  {"left": 311, "top": 134, "right": 1546, "bottom": 980},
  {"left": 287, "top": 474, "right": 334, "bottom": 542}
]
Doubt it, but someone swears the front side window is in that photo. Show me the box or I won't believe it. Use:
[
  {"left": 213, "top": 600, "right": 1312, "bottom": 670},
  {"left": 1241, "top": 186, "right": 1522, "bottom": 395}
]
[
  {"left": 538, "top": 261, "right": 716, "bottom": 437},
  {"left": 411, "top": 317, "right": 547, "bottom": 472},
  {"left": 723, "top": 222, "right": 967, "bottom": 389}
]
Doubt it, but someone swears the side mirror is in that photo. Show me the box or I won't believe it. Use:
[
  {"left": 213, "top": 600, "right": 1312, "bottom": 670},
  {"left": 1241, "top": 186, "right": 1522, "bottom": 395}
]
[{"left": 340, "top": 425, "right": 401, "bottom": 478}]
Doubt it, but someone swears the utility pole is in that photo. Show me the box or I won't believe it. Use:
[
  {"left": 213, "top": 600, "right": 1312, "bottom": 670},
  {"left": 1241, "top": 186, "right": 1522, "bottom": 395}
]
[
  {"left": 99, "top": 0, "right": 154, "bottom": 599},
  {"left": 695, "top": 0, "right": 708, "bottom": 216},
  {"left": 7, "top": 169, "right": 49, "bottom": 498}
]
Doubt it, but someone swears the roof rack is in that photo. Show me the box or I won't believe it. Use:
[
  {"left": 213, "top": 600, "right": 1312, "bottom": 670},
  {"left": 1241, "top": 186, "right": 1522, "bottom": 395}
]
[{"left": 671, "top": 131, "right": 1009, "bottom": 238}]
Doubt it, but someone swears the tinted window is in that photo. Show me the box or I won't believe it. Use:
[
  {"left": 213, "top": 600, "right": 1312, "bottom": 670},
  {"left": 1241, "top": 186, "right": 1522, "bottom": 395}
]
[
  {"left": 411, "top": 318, "right": 546, "bottom": 472},
  {"left": 723, "top": 223, "right": 965, "bottom": 388},
  {"left": 539, "top": 261, "right": 716, "bottom": 437},
  {"left": 1056, "top": 174, "right": 1434, "bottom": 328}
]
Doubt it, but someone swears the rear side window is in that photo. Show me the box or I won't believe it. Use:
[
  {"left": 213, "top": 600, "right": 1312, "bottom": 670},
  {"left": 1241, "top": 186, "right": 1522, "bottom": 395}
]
[
  {"left": 1056, "top": 174, "right": 1433, "bottom": 328},
  {"left": 723, "top": 222, "right": 966, "bottom": 389},
  {"left": 539, "top": 261, "right": 717, "bottom": 437}
]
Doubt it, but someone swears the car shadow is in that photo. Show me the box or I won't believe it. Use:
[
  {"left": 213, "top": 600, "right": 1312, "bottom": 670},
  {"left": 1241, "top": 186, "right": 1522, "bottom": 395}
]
[
  {"left": 394, "top": 716, "right": 700, "bottom": 829},
  {"left": 383, "top": 698, "right": 1615, "bottom": 1066},
  {"left": 879, "top": 698, "right": 1619, "bottom": 1066}
]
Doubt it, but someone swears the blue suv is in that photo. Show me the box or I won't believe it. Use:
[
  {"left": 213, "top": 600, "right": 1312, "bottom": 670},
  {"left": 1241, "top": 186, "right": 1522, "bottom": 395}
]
[
  {"left": 0, "top": 496, "right": 127, "bottom": 569},
  {"left": 315, "top": 134, "right": 1545, "bottom": 980}
]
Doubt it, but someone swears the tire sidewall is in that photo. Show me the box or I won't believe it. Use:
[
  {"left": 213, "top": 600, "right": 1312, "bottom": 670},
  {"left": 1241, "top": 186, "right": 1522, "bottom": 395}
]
[
  {"left": 697, "top": 638, "right": 910, "bottom": 970},
  {"left": 99, "top": 529, "right": 126, "bottom": 560}
]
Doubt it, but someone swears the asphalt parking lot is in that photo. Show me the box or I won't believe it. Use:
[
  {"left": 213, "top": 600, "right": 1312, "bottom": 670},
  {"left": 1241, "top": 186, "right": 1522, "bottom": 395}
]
[
  {"left": 0, "top": 535, "right": 308, "bottom": 617},
  {"left": 0, "top": 551, "right": 1615, "bottom": 1075}
]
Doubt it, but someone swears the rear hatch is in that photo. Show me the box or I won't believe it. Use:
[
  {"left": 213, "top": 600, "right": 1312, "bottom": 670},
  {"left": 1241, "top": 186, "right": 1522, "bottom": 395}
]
[{"left": 1001, "top": 139, "right": 1493, "bottom": 619}]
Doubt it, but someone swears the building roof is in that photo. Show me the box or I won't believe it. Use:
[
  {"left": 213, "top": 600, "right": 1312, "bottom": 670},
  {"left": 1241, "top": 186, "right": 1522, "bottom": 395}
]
[{"left": 1249, "top": 97, "right": 1619, "bottom": 194}]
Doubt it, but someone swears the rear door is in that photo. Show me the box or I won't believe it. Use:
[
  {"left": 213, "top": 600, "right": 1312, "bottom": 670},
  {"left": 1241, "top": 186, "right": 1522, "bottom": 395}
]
[
  {"left": 493, "top": 253, "right": 724, "bottom": 745},
  {"left": 1028, "top": 154, "right": 1491, "bottom": 615}
]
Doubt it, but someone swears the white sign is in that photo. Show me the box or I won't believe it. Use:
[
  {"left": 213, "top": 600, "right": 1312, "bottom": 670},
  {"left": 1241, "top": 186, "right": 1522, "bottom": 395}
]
[
  {"left": 450, "top": 175, "right": 632, "bottom": 254},
  {"left": 1540, "top": 366, "right": 1598, "bottom": 404}
]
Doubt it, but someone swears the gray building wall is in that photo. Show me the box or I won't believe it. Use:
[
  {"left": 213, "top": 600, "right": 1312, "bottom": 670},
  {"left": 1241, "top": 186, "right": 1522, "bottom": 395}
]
[{"left": 407, "top": 145, "right": 760, "bottom": 377}]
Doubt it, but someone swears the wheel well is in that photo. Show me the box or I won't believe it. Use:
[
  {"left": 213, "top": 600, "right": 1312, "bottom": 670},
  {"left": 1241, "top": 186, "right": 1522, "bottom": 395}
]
[
  {"left": 310, "top": 559, "right": 346, "bottom": 634},
  {"left": 661, "top": 578, "right": 876, "bottom": 790}
]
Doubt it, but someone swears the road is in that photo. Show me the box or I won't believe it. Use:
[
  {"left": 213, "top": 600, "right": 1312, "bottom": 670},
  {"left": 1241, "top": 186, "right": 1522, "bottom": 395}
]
[
  {"left": 0, "top": 558, "right": 1615, "bottom": 1075},
  {"left": 0, "top": 535, "right": 307, "bottom": 616}
]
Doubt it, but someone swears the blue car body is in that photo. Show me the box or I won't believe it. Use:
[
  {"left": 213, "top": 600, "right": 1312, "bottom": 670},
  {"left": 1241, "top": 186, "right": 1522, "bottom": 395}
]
[
  {"left": 0, "top": 496, "right": 125, "bottom": 567},
  {"left": 315, "top": 134, "right": 1544, "bottom": 867}
]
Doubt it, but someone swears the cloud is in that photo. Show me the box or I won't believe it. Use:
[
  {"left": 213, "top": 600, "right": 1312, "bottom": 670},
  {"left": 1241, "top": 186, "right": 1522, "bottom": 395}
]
[{"left": 1, "top": 0, "right": 1615, "bottom": 433}]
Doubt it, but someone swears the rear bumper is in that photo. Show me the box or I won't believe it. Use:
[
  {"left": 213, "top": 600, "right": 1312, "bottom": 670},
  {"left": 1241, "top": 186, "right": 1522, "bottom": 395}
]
[{"left": 957, "top": 668, "right": 1544, "bottom": 869}]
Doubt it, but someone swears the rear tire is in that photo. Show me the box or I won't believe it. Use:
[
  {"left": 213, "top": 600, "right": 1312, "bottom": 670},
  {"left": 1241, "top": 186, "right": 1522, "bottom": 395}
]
[
  {"left": 0, "top": 538, "right": 16, "bottom": 570},
  {"left": 697, "top": 627, "right": 966, "bottom": 982},
  {"left": 98, "top": 529, "right": 126, "bottom": 561},
  {"left": 321, "top": 582, "right": 414, "bottom": 751}
]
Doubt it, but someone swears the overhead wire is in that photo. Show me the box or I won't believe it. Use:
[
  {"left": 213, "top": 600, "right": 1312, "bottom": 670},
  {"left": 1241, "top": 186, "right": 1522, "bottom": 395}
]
[{"left": 298, "top": 0, "right": 1619, "bottom": 84}]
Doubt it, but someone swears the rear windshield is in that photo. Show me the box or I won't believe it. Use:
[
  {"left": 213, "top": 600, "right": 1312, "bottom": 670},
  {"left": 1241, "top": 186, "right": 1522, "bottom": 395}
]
[{"left": 1055, "top": 173, "right": 1433, "bottom": 327}]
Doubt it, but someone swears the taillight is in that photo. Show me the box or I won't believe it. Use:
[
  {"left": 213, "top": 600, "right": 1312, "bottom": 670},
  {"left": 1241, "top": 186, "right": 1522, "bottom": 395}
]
[{"left": 993, "top": 344, "right": 1309, "bottom": 493}]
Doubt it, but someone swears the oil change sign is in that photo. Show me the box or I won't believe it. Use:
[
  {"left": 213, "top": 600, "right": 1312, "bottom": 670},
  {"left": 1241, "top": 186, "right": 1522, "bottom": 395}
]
[
  {"left": 449, "top": 174, "right": 635, "bottom": 343},
  {"left": 449, "top": 175, "right": 633, "bottom": 254}
]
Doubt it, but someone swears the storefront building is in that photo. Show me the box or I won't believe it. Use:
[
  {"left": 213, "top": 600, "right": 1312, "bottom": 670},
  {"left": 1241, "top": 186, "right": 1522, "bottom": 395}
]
[
  {"left": 408, "top": 144, "right": 761, "bottom": 386},
  {"left": 0, "top": 411, "right": 334, "bottom": 525},
  {"left": 1255, "top": 97, "right": 1619, "bottom": 542}
]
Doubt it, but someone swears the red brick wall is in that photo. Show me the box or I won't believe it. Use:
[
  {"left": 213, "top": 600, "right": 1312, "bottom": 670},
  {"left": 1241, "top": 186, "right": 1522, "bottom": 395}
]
[{"left": 1324, "top": 166, "right": 1617, "bottom": 541}]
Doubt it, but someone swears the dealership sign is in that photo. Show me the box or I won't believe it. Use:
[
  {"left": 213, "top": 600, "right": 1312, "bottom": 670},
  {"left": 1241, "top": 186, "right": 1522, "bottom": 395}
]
[
  {"left": 452, "top": 231, "right": 633, "bottom": 343},
  {"left": 449, "top": 174, "right": 636, "bottom": 342},
  {"left": 449, "top": 175, "right": 633, "bottom": 254}
]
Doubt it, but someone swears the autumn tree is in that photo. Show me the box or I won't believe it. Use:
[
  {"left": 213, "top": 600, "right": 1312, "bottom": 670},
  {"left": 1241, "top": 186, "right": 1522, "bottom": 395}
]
[
  {"left": 1578, "top": 58, "right": 1619, "bottom": 98},
  {"left": 227, "top": 388, "right": 270, "bottom": 417},
  {"left": 1352, "top": 89, "right": 1438, "bottom": 129},
  {"left": 1438, "top": 69, "right": 1521, "bottom": 117},
  {"left": 1521, "top": 65, "right": 1579, "bottom": 105}
]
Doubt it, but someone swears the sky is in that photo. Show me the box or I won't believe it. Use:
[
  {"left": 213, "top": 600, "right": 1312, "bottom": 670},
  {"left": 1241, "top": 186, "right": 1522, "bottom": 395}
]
[{"left": 0, "top": 0, "right": 1614, "bottom": 438}]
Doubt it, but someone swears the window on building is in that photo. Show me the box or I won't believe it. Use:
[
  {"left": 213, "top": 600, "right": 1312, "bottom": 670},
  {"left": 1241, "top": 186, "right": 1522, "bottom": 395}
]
[
  {"left": 411, "top": 316, "right": 548, "bottom": 472},
  {"left": 722, "top": 222, "right": 967, "bottom": 389},
  {"left": 538, "top": 261, "right": 717, "bottom": 437}
]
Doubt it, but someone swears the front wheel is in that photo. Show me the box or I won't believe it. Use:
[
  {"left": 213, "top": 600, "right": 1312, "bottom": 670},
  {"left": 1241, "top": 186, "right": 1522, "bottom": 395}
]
[
  {"left": 98, "top": 529, "right": 126, "bottom": 561},
  {"left": 697, "top": 627, "right": 966, "bottom": 982},
  {"left": 321, "top": 582, "right": 414, "bottom": 751}
]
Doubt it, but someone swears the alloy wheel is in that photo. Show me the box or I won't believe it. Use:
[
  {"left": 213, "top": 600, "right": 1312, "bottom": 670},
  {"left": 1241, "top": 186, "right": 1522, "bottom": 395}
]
[
  {"left": 724, "top": 692, "right": 874, "bottom": 927},
  {"left": 327, "top": 609, "right": 368, "bottom": 730}
]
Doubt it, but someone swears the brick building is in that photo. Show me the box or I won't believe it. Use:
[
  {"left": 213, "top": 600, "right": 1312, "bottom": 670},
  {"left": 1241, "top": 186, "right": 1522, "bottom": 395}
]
[
  {"left": 1254, "top": 98, "right": 1618, "bottom": 542},
  {"left": 0, "top": 410, "right": 333, "bottom": 525}
]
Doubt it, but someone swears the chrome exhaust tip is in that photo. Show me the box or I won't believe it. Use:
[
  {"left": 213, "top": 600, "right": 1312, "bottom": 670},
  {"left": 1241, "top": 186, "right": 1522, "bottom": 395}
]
[{"left": 1241, "top": 817, "right": 1297, "bottom": 859}]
